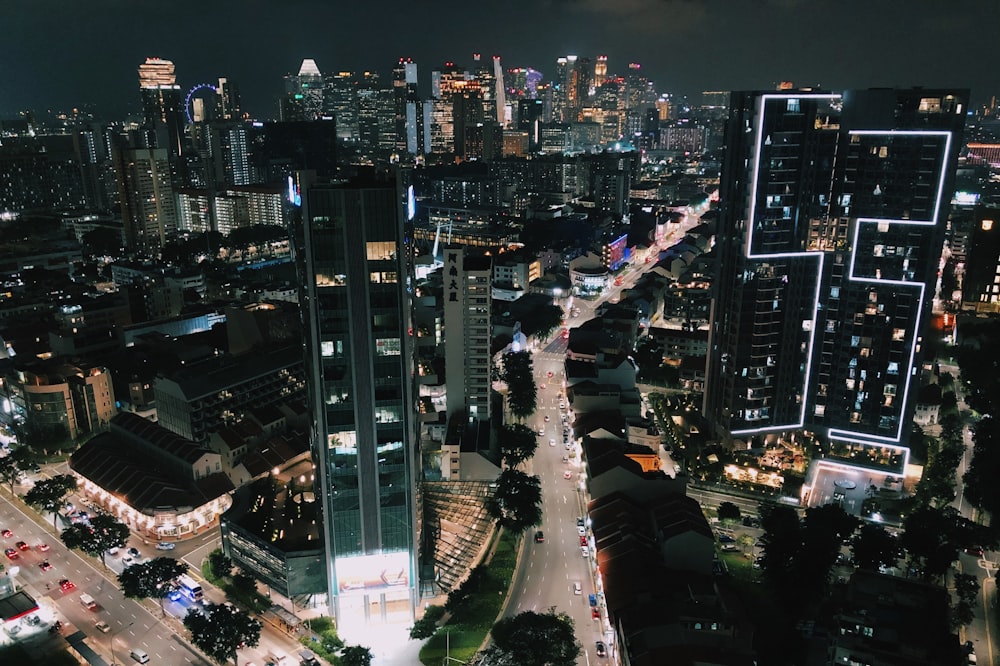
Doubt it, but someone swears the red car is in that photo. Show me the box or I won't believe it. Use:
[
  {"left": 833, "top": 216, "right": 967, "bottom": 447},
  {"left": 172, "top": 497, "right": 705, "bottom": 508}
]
[
  {"left": 1, "top": 529, "right": 12, "bottom": 538},
  {"left": 4, "top": 548, "right": 18, "bottom": 560},
  {"left": 15, "top": 541, "right": 28, "bottom": 551},
  {"left": 591, "top": 608, "right": 600, "bottom": 620},
  {"left": 58, "top": 579, "right": 75, "bottom": 592},
  {"left": 579, "top": 536, "right": 587, "bottom": 547},
  {"left": 36, "top": 543, "right": 50, "bottom": 552}
]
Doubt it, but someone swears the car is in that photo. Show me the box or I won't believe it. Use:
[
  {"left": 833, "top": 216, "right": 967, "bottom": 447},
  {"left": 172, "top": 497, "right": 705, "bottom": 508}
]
[
  {"left": 95, "top": 621, "right": 111, "bottom": 633},
  {"left": 127, "top": 547, "right": 140, "bottom": 558},
  {"left": 965, "top": 546, "right": 984, "bottom": 557},
  {"left": 4, "top": 548, "right": 18, "bottom": 560},
  {"left": 580, "top": 536, "right": 587, "bottom": 546},
  {"left": 562, "top": 456, "right": 569, "bottom": 463},
  {"left": 39, "top": 560, "right": 52, "bottom": 571},
  {"left": 107, "top": 547, "right": 119, "bottom": 555},
  {"left": 121, "top": 555, "right": 134, "bottom": 565},
  {"left": 155, "top": 542, "right": 176, "bottom": 551},
  {"left": 1, "top": 529, "right": 11, "bottom": 538},
  {"left": 58, "top": 579, "right": 75, "bottom": 591},
  {"left": 563, "top": 470, "right": 573, "bottom": 479},
  {"left": 718, "top": 533, "right": 736, "bottom": 544},
  {"left": 581, "top": 546, "right": 590, "bottom": 557},
  {"left": 549, "top": 438, "right": 556, "bottom": 447},
  {"left": 559, "top": 402, "right": 566, "bottom": 409},
  {"left": 591, "top": 608, "right": 600, "bottom": 620},
  {"left": 15, "top": 541, "right": 28, "bottom": 551},
  {"left": 534, "top": 531, "right": 545, "bottom": 543},
  {"left": 578, "top": 525, "right": 586, "bottom": 536},
  {"left": 538, "top": 427, "right": 545, "bottom": 436},
  {"left": 36, "top": 543, "right": 50, "bottom": 552},
  {"left": 573, "top": 582, "right": 582, "bottom": 595},
  {"left": 167, "top": 589, "right": 183, "bottom": 602},
  {"left": 596, "top": 641, "right": 608, "bottom": 657},
  {"left": 968, "top": 654, "right": 977, "bottom": 665},
  {"left": 588, "top": 593, "right": 597, "bottom": 607},
  {"left": 722, "top": 544, "right": 739, "bottom": 552},
  {"left": 544, "top": 415, "right": 550, "bottom": 422},
  {"left": 538, "top": 383, "right": 546, "bottom": 390},
  {"left": 547, "top": 371, "right": 554, "bottom": 378},
  {"left": 577, "top": 517, "right": 585, "bottom": 527}
]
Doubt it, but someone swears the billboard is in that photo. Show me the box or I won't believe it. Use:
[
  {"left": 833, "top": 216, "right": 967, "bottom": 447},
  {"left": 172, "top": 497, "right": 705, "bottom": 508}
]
[{"left": 335, "top": 551, "right": 410, "bottom": 596}]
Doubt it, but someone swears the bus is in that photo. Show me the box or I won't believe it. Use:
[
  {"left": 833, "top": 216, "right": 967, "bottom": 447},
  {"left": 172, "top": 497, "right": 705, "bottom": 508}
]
[{"left": 176, "top": 574, "right": 203, "bottom": 603}]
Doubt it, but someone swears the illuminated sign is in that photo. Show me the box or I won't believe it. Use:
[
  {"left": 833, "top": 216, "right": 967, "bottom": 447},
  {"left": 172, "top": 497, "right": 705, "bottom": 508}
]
[
  {"left": 335, "top": 551, "right": 411, "bottom": 596},
  {"left": 287, "top": 175, "right": 301, "bottom": 207},
  {"left": 407, "top": 185, "right": 416, "bottom": 221},
  {"left": 952, "top": 191, "right": 980, "bottom": 206}
]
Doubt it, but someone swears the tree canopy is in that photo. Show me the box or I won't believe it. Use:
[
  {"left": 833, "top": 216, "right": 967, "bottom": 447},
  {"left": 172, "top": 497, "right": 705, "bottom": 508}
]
[
  {"left": 485, "top": 469, "right": 543, "bottom": 533},
  {"left": 500, "top": 350, "right": 537, "bottom": 420},
  {"left": 118, "top": 557, "right": 188, "bottom": 615},
  {"left": 183, "top": 602, "right": 262, "bottom": 666},
  {"left": 498, "top": 423, "right": 540, "bottom": 468},
  {"left": 963, "top": 416, "right": 1000, "bottom": 517},
  {"left": 60, "top": 513, "right": 130, "bottom": 568},
  {"left": 24, "top": 474, "right": 76, "bottom": 531},
  {"left": 485, "top": 608, "right": 581, "bottom": 666},
  {"left": 0, "top": 446, "right": 35, "bottom": 493},
  {"left": 340, "top": 645, "right": 374, "bottom": 666}
]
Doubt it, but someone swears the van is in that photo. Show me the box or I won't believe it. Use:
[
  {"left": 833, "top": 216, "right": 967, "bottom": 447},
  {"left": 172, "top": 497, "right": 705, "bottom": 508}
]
[
  {"left": 130, "top": 648, "right": 150, "bottom": 664},
  {"left": 267, "top": 650, "right": 290, "bottom": 665},
  {"left": 573, "top": 582, "right": 582, "bottom": 595},
  {"left": 80, "top": 593, "right": 98, "bottom": 610}
]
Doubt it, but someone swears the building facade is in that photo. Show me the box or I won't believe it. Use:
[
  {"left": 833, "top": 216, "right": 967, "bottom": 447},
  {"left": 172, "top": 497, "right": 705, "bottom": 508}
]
[
  {"left": 706, "top": 89, "right": 967, "bottom": 462},
  {"left": 297, "top": 178, "right": 418, "bottom": 627},
  {"left": 443, "top": 247, "right": 492, "bottom": 421},
  {"left": 114, "top": 146, "right": 177, "bottom": 253}
]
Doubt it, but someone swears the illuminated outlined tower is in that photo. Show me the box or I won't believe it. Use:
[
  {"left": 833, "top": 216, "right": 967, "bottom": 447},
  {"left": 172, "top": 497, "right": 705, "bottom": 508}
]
[
  {"left": 297, "top": 176, "right": 418, "bottom": 628},
  {"left": 706, "top": 89, "right": 967, "bottom": 461}
]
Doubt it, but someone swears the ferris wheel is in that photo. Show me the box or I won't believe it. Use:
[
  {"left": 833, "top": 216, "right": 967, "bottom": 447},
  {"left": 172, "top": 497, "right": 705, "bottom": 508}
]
[{"left": 184, "top": 83, "right": 218, "bottom": 123}]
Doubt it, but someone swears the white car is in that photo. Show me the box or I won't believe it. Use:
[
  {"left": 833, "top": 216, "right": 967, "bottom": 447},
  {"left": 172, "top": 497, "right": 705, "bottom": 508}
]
[
  {"left": 538, "top": 427, "right": 545, "bottom": 436},
  {"left": 581, "top": 546, "right": 590, "bottom": 557},
  {"left": 549, "top": 438, "right": 556, "bottom": 447},
  {"left": 155, "top": 542, "right": 176, "bottom": 551}
]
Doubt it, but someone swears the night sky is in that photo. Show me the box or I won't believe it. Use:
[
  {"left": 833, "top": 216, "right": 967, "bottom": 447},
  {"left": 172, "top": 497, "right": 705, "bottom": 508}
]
[{"left": 4, "top": 0, "right": 998, "bottom": 119}]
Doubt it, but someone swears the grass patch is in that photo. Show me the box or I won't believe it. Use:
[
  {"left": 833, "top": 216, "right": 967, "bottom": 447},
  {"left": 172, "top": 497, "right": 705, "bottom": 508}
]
[
  {"left": 0, "top": 643, "right": 81, "bottom": 665},
  {"left": 419, "top": 529, "right": 521, "bottom": 665},
  {"left": 299, "top": 616, "right": 343, "bottom": 664}
]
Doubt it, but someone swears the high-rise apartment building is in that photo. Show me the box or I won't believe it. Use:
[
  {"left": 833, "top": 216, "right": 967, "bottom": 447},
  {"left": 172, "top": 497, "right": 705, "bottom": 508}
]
[
  {"left": 297, "top": 178, "right": 418, "bottom": 626},
  {"left": 114, "top": 146, "right": 177, "bottom": 253},
  {"left": 443, "top": 247, "right": 493, "bottom": 421},
  {"left": 706, "top": 89, "right": 967, "bottom": 459}
]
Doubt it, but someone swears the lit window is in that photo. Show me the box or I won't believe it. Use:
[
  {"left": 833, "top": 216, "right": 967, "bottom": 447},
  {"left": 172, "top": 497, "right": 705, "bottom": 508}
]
[{"left": 983, "top": 219, "right": 994, "bottom": 231}]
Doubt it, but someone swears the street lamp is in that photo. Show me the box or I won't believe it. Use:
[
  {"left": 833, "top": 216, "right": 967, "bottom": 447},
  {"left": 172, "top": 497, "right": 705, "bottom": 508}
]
[{"left": 110, "top": 621, "right": 134, "bottom": 666}]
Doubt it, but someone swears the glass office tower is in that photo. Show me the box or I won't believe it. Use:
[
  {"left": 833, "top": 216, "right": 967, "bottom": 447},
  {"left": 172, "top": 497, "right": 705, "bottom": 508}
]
[{"left": 297, "top": 177, "right": 417, "bottom": 626}]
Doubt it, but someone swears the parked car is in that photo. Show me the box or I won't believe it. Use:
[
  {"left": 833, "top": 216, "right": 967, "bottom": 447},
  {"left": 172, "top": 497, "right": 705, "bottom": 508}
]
[
  {"left": 596, "top": 641, "right": 608, "bottom": 657},
  {"left": 588, "top": 594, "right": 597, "bottom": 607},
  {"left": 155, "top": 542, "right": 176, "bottom": 551}
]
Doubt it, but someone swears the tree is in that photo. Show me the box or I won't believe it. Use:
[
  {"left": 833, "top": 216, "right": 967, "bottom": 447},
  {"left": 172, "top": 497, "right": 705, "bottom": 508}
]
[
  {"left": 758, "top": 503, "right": 802, "bottom": 592},
  {"left": 797, "top": 504, "right": 859, "bottom": 594},
  {"left": 232, "top": 570, "right": 257, "bottom": 592},
  {"left": 0, "top": 446, "right": 35, "bottom": 493},
  {"left": 634, "top": 336, "right": 665, "bottom": 380},
  {"left": 184, "top": 602, "right": 261, "bottom": 666},
  {"left": 717, "top": 501, "right": 741, "bottom": 523},
  {"left": 901, "top": 505, "right": 967, "bottom": 579},
  {"left": 60, "top": 513, "right": 130, "bottom": 568},
  {"left": 208, "top": 549, "right": 233, "bottom": 580},
  {"left": 81, "top": 227, "right": 123, "bottom": 257},
  {"left": 485, "top": 608, "right": 581, "bottom": 666},
  {"left": 484, "top": 469, "right": 543, "bottom": 533},
  {"left": 851, "top": 523, "right": 899, "bottom": 572},
  {"left": 409, "top": 604, "right": 445, "bottom": 640},
  {"left": 24, "top": 474, "right": 77, "bottom": 531},
  {"left": 119, "top": 557, "right": 187, "bottom": 616},
  {"left": 498, "top": 423, "right": 540, "bottom": 468},
  {"left": 963, "top": 417, "right": 1000, "bottom": 517},
  {"left": 340, "top": 645, "right": 374, "bottom": 666},
  {"left": 952, "top": 573, "right": 978, "bottom": 628},
  {"left": 500, "top": 351, "right": 537, "bottom": 420}
]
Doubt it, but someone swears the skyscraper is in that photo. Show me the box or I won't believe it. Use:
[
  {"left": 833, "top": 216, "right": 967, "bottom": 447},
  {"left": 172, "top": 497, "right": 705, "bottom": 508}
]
[
  {"left": 281, "top": 59, "right": 325, "bottom": 122},
  {"left": 392, "top": 58, "right": 420, "bottom": 155},
  {"left": 297, "top": 177, "right": 417, "bottom": 626},
  {"left": 114, "top": 146, "right": 177, "bottom": 253},
  {"left": 138, "top": 57, "right": 185, "bottom": 162},
  {"left": 443, "top": 247, "right": 493, "bottom": 421},
  {"left": 706, "top": 89, "right": 967, "bottom": 460}
]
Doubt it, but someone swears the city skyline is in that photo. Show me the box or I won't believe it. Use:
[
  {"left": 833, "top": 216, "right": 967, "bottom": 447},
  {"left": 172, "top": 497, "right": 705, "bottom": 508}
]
[{"left": 4, "top": 0, "right": 998, "bottom": 119}]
